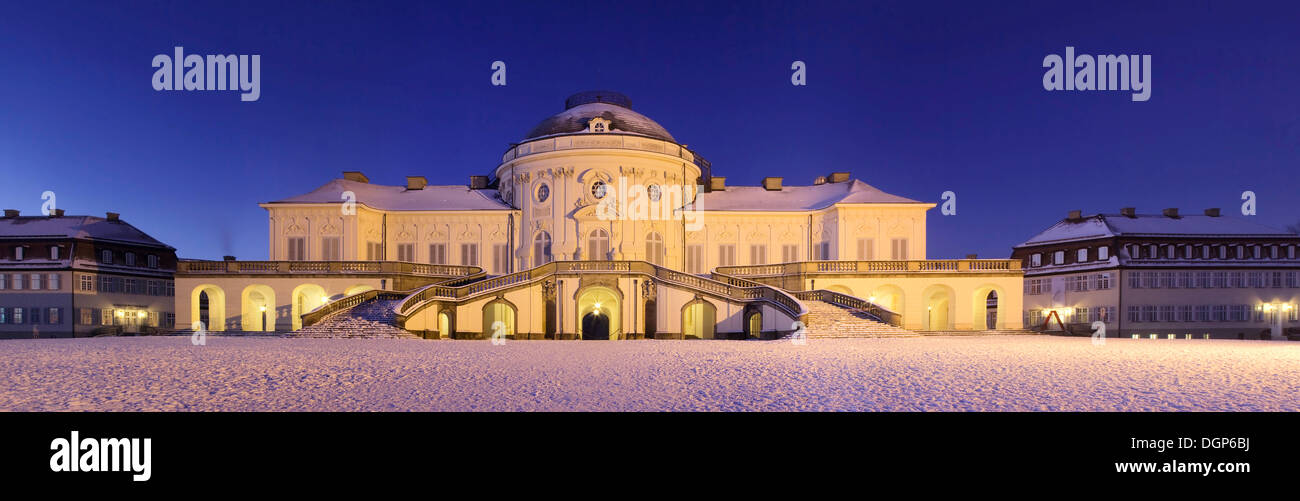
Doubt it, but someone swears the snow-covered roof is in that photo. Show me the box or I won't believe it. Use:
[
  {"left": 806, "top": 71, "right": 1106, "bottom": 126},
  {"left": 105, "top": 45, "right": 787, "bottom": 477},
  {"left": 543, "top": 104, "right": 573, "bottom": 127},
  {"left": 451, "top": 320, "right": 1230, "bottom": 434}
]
[
  {"left": 525, "top": 101, "right": 675, "bottom": 142},
  {"left": 0, "top": 215, "right": 172, "bottom": 248},
  {"left": 1019, "top": 213, "right": 1296, "bottom": 247},
  {"left": 266, "top": 178, "right": 513, "bottom": 211},
  {"left": 688, "top": 179, "right": 924, "bottom": 211}
]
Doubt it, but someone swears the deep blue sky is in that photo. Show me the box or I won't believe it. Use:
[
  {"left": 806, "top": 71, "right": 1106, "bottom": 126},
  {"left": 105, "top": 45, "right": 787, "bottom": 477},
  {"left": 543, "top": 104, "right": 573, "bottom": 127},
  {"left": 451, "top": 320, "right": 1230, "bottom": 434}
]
[{"left": 2, "top": 1, "right": 1297, "bottom": 260}]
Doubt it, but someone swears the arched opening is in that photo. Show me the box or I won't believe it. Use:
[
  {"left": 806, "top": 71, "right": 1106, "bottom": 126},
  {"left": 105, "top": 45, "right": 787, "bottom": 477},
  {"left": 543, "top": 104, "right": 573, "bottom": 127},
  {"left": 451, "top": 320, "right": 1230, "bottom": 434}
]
[
  {"left": 190, "top": 284, "right": 226, "bottom": 331},
  {"left": 290, "top": 283, "right": 328, "bottom": 331},
  {"left": 922, "top": 284, "right": 954, "bottom": 331},
  {"left": 869, "top": 284, "right": 905, "bottom": 323},
  {"left": 587, "top": 228, "right": 609, "bottom": 261},
  {"left": 437, "top": 310, "right": 451, "bottom": 339},
  {"left": 643, "top": 299, "right": 657, "bottom": 338},
  {"left": 645, "top": 232, "right": 664, "bottom": 266},
  {"left": 344, "top": 284, "right": 374, "bottom": 296},
  {"left": 825, "top": 284, "right": 854, "bottom": 296},
  {"left": 582, "top": 310, "right": 610, "bottom": 340},
  {"left": 682, "top": 299, "right": 716, "bottom": 340},
  {"left": 745, "top": 309, "right": 763, "bottom": 339},
  {"left": 972, "top": 285, "right": 1005, "bottom": 330},
  {"left": 241, "top": 284, "right": 277, "bottom": 332},
  {"left": 533, "top": 231, "right": 552, "bottom": 267},
  {"left": 576, "top": 286, "right": 620, "bottom": 340},
  {"left": 482, "top": 299, "right": 516, "bottom": 339}
]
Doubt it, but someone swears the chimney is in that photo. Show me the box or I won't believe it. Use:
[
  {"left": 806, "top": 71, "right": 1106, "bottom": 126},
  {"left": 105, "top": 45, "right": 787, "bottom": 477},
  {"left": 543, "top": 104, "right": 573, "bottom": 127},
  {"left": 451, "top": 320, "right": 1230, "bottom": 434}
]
[
  {"left": 1067, "top": 210, "right": 1082, "bottom": 221},
  {"left": 1120, "top": 207, "right": 1136, "bottom": 218},
  {"left": 342, "top": 171, "right": 369, "bottom": 183},
  {"left": 469, "top": 175, "right": 489, "bottom": 190},
  {"left": 827, "top": 172, "right": 851, "bottom": 183},
  {"left": 1162, "top": 208, "right": 1180, "bottom": 218},
  {"left": 813, "top": 176, "right": 826, "bottom": 185},
  {"left": 405, "top": 176, "right": 428, "bottom": 190},
  {"left": 222, "top": 255, "right": 236, "bottom": 261},
  {"left": 761, "top": 177, "right": 783, "bottom": 191},
  {"left": 106, "top": 212, "right": 120, "bottom": 222},
  {"left": 966, "top": 253, "right": 978, "bottom": 259},
  {"left": 1204, "top": 208, "right": 1221, "bottom": 217},
  {"left": 48, "top": 209, "right": 64, "bottom": 218},
  {"left": 2, "top": 209, "right": 17, "bottom": 218},
  {"left": 709, "top": 176, "right": 726, "bottom": 191}
]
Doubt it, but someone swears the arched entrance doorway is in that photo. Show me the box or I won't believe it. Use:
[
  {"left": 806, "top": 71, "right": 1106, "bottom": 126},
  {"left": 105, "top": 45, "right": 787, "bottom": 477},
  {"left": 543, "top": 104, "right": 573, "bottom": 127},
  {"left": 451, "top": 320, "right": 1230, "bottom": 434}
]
[
  {"left": 745, "top": 309, "right": 763, "bottom": 339},
  {"left": 241, "top": 284, "right": 277, "bottom": 332},
  {"left": 985, "top": 291, "right": 998, "bottom": 330},
  {"left": 581, "top": 311, "right": 610, "bottom": 340},
  {"left": 190, "top": 284, "right": 226, "bottom": 331},
  {"left": 922, "top": 284, "right": 954, "bottom": 331},
  {"left": 576, "top": 286, "right": 620, "bottom": 340},
  {"left": 682, "top": 299, "right": 716, "bottom": 339},
  {"left": 290, "top": 283, "right": 327, "bottom": 331},
  {"left": 482, "top": 299, "right": 516, "bottom": 339},
  {"left": 971, "top": 284, "right": 1005, "bottom": 330}
]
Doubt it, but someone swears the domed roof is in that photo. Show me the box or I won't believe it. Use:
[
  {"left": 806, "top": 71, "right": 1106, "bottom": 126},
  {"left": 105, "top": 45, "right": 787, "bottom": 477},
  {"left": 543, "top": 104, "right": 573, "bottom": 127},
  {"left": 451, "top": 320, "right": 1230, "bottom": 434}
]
[{"left": 523, "top": 91, "right": 676, "bottom": 142}]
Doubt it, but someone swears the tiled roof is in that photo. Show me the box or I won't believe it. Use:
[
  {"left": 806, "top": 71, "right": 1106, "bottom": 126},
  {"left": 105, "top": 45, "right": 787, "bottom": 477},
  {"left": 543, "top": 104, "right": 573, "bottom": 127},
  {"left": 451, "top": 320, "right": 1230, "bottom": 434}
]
[{"left": 266, "top": 178, "right": 512, "bottom": 211}]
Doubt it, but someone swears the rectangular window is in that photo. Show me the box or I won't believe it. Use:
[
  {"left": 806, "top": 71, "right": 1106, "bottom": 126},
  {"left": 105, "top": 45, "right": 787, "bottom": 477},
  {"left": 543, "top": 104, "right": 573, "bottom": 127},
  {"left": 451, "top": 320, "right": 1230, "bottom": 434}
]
[
  {"left": 1229, "top": 272, "right": 1243, "bottom": 288},
  {"left": 1128, "top": 272, "right": 1142, "bottom": 289},
  {"left": 286, "top": 238, "right": 307, "bottom": 261},
  {"left": 1177, "top": 272, "right": 1192, "bottom": 288},
  {"left": 47, "top": 307, "right": 60, "bottom": 325},
  {"left": 366, "top": 242, "right": 382, "bottom": 261},
  {"left": 124, "top": 278, "right": 136, "bottom": 295},
  {"left": 1287, "top": 272, "right": 1298, "bottom": 288},
  {"left": 13, "top": 307, "right": 23, "bottom": 324},
  {"left": 429, "top": 244, "right": 447, "bottom": 265},
  {"left": 99, "top": 275, "right": 112, "bottom": 293},
  {"left": 321, "top": 237, "right": 341, "bottom": 260},
  {"left": 101, "top": 308, "right": 113, "bottom": 326},
  {"left": 0, "top": 274, "right": 5, "bottom": 290},
  {"left": 99, "top": 249, "right": 112, "bottom": 264},
  {"left": 50, "top": 246, "right": 60, "bottom": 260},
  {"left": 1094, "top": 273, "right": 1111, "bottom": 290},
  {"left": 687, "top": 245, "right": 705, "bottom": 274},
  {"left": 14, "top": 246, "right": 25, "bottom": 260},
  {"left": 1053, "top": 250, "right": 1065, "bottom": 265},
  {"left": 1271, "top": 272, "right": 1283, "bottom": 288},
  {"left": 813, "top": 242, "right": 831, "bottom": 260},
  {"left": 1077, "top": 248, "right": 1088, "bottom": 263},
  {"left": 1142, "top": 305, "right": 1157, "bottom": 322},
  {"left": 492, "top": 244, "right": 509, "bottom": 274},
  {"left": 781, "top": 244, "right": 799, "bottom": 263},
  {"left": 80, "top": 308, "right": 93, "bottom": 325},
  {"left": 1212, "top": 305, "right": 1227, "bottom": 322},
  {"left": 147, "top": 254, "right": 159, "bottom": 268},
  {"left": 1127, "top": 305, "right": 1140, "bottom": 323},
  {"left": 397, "top": 243, "right": 415, "bottom": 263},
  {"left": 1075, "top": 307, "right": 1090, "bottom": 323},
  {"left": 460, "top": 243, "right": 479, "bottom": 267},
  {"left": 48, "top": 273, "right": 60, "bottom": 290},
  {"left": 0, "top": 307, "right": 6, "bottom": 324},
  {"left": 1098, "top": 246, "right": 1109, "bottom": 260},
  {"left": 166, "top": 281, "right": 174, "bottom": 297},
  {"left": 148, "top": 280, "right": 160, "bottom": 296},
  {"left": 1195, "top": 305, "right": 1209, "bottom": 322},
  {"left": 29, "top": 273, "right": 41, "bottom": 291},
  {"left": 125, "top": 252, "right": 136, "bottom": 266},
  {"left": 891, "top": 239, "right": 908, "bottom": 260},
  {"left": 857, "top": 239, "right": 874, "bottom": 260},
  {"left": 718, "top": 244, "right": 736, "bottom": 267},
  {"left": 1030, "top": 254, "right": 1042, "bottom": 267},
  {"left": 1177, "top": 305, "right": 1193, "bottom": 322},
  {"left": 79, "top": 274, "right": 93, "bottom": 291},
  {"left": 749, "top": 245, "right": 767, "bottom": 265},
  {"left": 1159, "top": 305, "right": 1175, "bottom": 322}
]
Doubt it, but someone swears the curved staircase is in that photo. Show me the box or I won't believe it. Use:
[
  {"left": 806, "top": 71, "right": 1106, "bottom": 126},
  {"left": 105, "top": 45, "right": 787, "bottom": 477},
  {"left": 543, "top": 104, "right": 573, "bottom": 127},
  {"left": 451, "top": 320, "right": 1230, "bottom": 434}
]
[
  {"left": 801, "top": 300, "right": 917, "bottom": 338},
  {"left": 293, "top": 297, "right": 420, "bottom": 339}
]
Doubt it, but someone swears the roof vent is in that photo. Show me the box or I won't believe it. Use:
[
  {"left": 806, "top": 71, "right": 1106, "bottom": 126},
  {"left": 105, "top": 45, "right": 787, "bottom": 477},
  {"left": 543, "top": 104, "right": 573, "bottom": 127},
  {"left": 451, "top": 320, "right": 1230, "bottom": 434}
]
[
  {"left": 1120, "top": 207, "right": 1137, "bottom": 218},
  {"left": 966, "top": 254, "right": 978, "bottom": 259},
  {"left": 342, "top": 171, "right": 369, "bottom": 184},
  {"left": 1162, "top": 208, "right": 1180, "bottom": 218},
  {"left": 827, "top": 172, "right": 851, "bottom": 183},
  {"left": 2, "top": 209, "right": 17, "bottom": 218},
  {"left": 1067, "top": 210, "right": 1083, "bottom": 221},
  {"left": 813, "top": 176, "right": 826, "bottom": 185},
  {"left": 48, "top": 209, "right": 64, "bottom": 218},
  {"left": 1204, "top": 208, "right": 1221, "bottom": 217},
  {"left": 406, "top": 176, "right": 428, "bottom": 190},
  {"left": 106, "top": 212, "right": 120, "bottom": 222},
  {"left": 762, "top": 177, "right": 783, "bottom": 191},
  {"left": 222, "top": 255, "right": 236, "bottom": 261},
  {"left": 709, "top": 176, "right": 726, "bottom": 192},
  {"left": 469, "top": 176, "right": 490, "bottom": 190}
]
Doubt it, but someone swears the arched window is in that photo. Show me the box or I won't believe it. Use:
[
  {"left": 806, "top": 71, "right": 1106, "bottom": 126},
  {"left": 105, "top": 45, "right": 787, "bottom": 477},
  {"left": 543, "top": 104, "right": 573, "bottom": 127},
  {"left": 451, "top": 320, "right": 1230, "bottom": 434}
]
[
  {"left": 588, "top": 229, "right": 609, "bottom": 261},
  {"left": 645, "top": 232, "right": 664, "bottom": 266},
  {"left": 533, "top": 231, "right": 552, "bottom": 266}
]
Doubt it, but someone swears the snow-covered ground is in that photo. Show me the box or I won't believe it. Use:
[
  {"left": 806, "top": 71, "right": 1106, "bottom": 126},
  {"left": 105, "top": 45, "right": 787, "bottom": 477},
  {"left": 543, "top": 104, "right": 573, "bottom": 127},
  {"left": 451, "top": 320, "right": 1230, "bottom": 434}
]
[{"left": 1, "top": 336, "right": 1297, "bottom": 411}]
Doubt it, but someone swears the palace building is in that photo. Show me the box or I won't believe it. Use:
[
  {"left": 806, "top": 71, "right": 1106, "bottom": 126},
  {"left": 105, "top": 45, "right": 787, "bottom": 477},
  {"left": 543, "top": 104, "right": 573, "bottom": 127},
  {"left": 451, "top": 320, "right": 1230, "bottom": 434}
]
[
  {"left": 174, "top": 91, "right": 1024, "bottom": 340},
  {"left": 1013, "top": 208, "right": 1300, "bottom": 339}
]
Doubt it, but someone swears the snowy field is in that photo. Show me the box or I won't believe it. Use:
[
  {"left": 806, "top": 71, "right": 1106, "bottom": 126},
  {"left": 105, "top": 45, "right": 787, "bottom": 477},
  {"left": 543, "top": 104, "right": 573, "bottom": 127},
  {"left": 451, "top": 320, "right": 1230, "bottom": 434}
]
[{"left": 1, "top": 336, "right": 1298, "bottom": 411}]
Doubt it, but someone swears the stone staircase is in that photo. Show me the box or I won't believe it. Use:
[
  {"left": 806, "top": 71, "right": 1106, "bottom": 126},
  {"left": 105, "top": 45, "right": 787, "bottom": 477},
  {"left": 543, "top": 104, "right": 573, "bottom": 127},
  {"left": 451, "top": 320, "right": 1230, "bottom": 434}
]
[
  {"left": 800, "top": 300, "right": 918, "bottom": 338},
  {"left": 292, "top": 297, "right": 420, "bottom": 339}
]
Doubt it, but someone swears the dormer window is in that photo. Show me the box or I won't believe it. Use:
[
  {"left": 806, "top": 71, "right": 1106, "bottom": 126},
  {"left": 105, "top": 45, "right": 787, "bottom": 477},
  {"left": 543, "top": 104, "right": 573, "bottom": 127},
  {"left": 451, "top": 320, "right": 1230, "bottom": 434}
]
[{"left": 588, "top": 117, "right": 611, "bottom": 133}]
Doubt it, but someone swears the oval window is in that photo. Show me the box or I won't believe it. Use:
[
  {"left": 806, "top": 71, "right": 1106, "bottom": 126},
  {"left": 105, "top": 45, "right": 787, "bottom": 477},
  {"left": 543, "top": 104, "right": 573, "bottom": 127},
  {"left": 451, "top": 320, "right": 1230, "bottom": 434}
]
[
  {"left": 648, "top": 184, "right": 661, "bottom": 202},
  {"left": 591, "top": 181, "right": 607, "bottom": 199},
  {"left": 536, "top": 184, "right": 550, "bottom": 203}
]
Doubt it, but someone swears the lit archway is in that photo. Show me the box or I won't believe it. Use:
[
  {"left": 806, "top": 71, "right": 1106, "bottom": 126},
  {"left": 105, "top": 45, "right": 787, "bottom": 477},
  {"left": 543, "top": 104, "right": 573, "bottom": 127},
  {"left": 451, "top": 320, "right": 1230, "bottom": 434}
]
[
  {"left": 190, "top": 284, "right": 226, "bottom": 331},
  {"left": 482, "top": 298, "right": 516, "bottom": 339},
  {"left": 745, "top": 309, "right": 763, "bottom": 339},
  {"left": 869, "top": 284, "right": 905, "bottom": 321},
  {"left": 921, "top": 284, "right": 955, "bottom": 331},
  {"left": 576, "top": 286, "right": 621, "bottom": 340},
  {"left": 241, "top": 284, "right": 277, "bottom": 332},
  {"left": 438, "top": 311, "right": 452, "bottom": 339},
  {"left": 344, "top": 284, "right": 374, "bottom": 296},
  {"left": 825, "top": 284, "right": 854, "bottom": 296},
  {"left": 972, "top": 284, "right": 1007, "bottom": 330},
  {"left": 682, "top": 299, "right": 716, "bottom": 340},
  {"left": 290, "top": 283, "right": 328, "bottom": 331}
]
